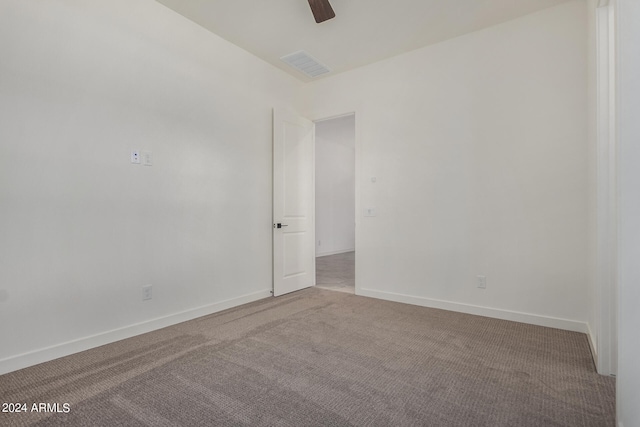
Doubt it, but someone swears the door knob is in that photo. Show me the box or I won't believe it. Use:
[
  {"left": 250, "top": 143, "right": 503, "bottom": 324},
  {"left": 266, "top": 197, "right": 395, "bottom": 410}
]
[{"left": 274, "top": 223, "right": 289, "bottom": 229}]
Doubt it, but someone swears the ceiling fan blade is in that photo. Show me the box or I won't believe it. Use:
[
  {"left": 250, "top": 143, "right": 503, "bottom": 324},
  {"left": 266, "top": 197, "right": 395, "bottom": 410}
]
[{"left": 308, "top": 0, "right": 335, "bottom": 23}]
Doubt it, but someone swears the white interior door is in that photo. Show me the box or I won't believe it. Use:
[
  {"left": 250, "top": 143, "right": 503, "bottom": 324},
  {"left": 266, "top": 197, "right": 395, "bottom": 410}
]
[{"left": 273, "top": 109, "right": 315, "bottom": 297}]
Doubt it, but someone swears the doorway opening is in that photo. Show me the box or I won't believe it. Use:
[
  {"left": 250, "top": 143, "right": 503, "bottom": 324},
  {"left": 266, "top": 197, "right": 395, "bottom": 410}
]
[{"left": 314, "top": 113, "right": 356, "bottom": 294}]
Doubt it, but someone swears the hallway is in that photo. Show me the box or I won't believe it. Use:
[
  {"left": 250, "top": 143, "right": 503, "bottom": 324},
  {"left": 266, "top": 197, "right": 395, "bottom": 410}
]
[{"left": 315, "top": 251, "right": 355, "bottom": 294}]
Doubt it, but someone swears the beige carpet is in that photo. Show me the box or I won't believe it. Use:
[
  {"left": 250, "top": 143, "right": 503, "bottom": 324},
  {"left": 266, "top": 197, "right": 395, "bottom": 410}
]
[
  {"left": 0, "top": 288, "right": 615, "bottom": 426},
  {"left": 316, "top": 251, "right": 355, "bottom": 294}
]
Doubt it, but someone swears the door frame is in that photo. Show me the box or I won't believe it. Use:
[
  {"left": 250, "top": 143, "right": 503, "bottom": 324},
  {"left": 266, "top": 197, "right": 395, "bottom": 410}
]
[
  {"left": 310, "top": 108, "right": 361, "bottom": 295},
  {"left": 593, "top": 0, "right": 617, "bottom": 376}
]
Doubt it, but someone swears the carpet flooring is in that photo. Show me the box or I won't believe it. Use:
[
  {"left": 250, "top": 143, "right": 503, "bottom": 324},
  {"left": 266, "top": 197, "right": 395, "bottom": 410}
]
[
  {"left": 0, "top": 288, "right": 615, "bottom": 426},
  {"left": 316, "top": 251, "right": 355, "bottom": 294}
]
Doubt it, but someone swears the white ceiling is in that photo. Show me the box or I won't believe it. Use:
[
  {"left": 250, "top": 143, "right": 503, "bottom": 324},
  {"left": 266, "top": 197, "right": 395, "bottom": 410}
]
[{"left": 155, "top": 0, "right": 573, "bottom": 82}]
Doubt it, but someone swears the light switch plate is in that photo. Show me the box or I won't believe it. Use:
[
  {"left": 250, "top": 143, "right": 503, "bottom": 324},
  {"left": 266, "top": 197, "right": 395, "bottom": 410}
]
[{"left": 142, "top": 151, "right": 153, "bottom": 166}]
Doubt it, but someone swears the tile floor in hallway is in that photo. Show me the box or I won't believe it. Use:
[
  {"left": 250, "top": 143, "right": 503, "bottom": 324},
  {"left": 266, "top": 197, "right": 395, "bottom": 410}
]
[{"left": 315, "top": 251, "right": 355, "bottom": 294}]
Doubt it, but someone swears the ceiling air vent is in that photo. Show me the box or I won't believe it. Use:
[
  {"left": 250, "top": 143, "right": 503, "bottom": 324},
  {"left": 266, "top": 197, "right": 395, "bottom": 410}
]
[{"left": 280, "top": 51, "right": 331, "bottom": 78}]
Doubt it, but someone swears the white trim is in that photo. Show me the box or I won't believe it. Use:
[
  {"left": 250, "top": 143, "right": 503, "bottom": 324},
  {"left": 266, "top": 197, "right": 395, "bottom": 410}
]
[
  {"left": 594, "top": 0, "right": 618, "bottom": 376},
  {"left": 359, "top": 288, "right": 589, "bottom": 333},
  {"left": 314, "top": 112, "right": 356, "bottom": 124},
  {"left": 316, "top": 248, "right": 355, "bottom": 257},
  {"left": 0, "top": 289, "right": 271, "bottom": 375},
  {"left": 587, "top": 322, "right": 599, "bottom": 368}
]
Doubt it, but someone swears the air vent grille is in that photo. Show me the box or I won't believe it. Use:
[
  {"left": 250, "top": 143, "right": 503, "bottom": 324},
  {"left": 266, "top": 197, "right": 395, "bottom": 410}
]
[{"left": 280, "top": 51, "right": 331, "bottom": 78}]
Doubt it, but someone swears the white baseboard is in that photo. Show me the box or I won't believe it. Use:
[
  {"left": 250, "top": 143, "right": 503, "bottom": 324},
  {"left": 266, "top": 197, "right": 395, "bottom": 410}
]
[
  {"left": 316, "top": 248, "right": 355, "bottom": 257},
  {"left": 0, "top": 289, "right": 271, "bottom": 376},
  {"left": 586, "top": 322, "right": 598, "bottom": 368},
  {"left": 358, "top": 288, "right": 589, "bottom": 333}
]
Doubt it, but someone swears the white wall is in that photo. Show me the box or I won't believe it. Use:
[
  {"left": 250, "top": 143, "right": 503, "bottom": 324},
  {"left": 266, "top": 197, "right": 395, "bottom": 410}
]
[
  {"left": 616, "top": 0, "right": 640, "bottom": 423},
  {"left": 0, "top": 0, "right": 600, "bottom": 377},
  {"left": 302, "top": 1, "right": 590, "bottom": 331},
  {"left": 0, "top": 0, "right": 301, "bottom": 373},
  {"left": 315, "top": 115, "right": 356, "bottom": 256}
]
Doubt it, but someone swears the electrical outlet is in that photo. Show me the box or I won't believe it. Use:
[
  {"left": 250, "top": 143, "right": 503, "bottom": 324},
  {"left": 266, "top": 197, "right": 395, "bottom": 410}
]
[
  {"left": 131, "top": 150, "right": 140, "bottom": 164},
  {"left": 477, "top": 276, "right": 486, "bottom": 289},
  {"left": 142, "top": 284, "right": 152, "bottom": 300}
]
